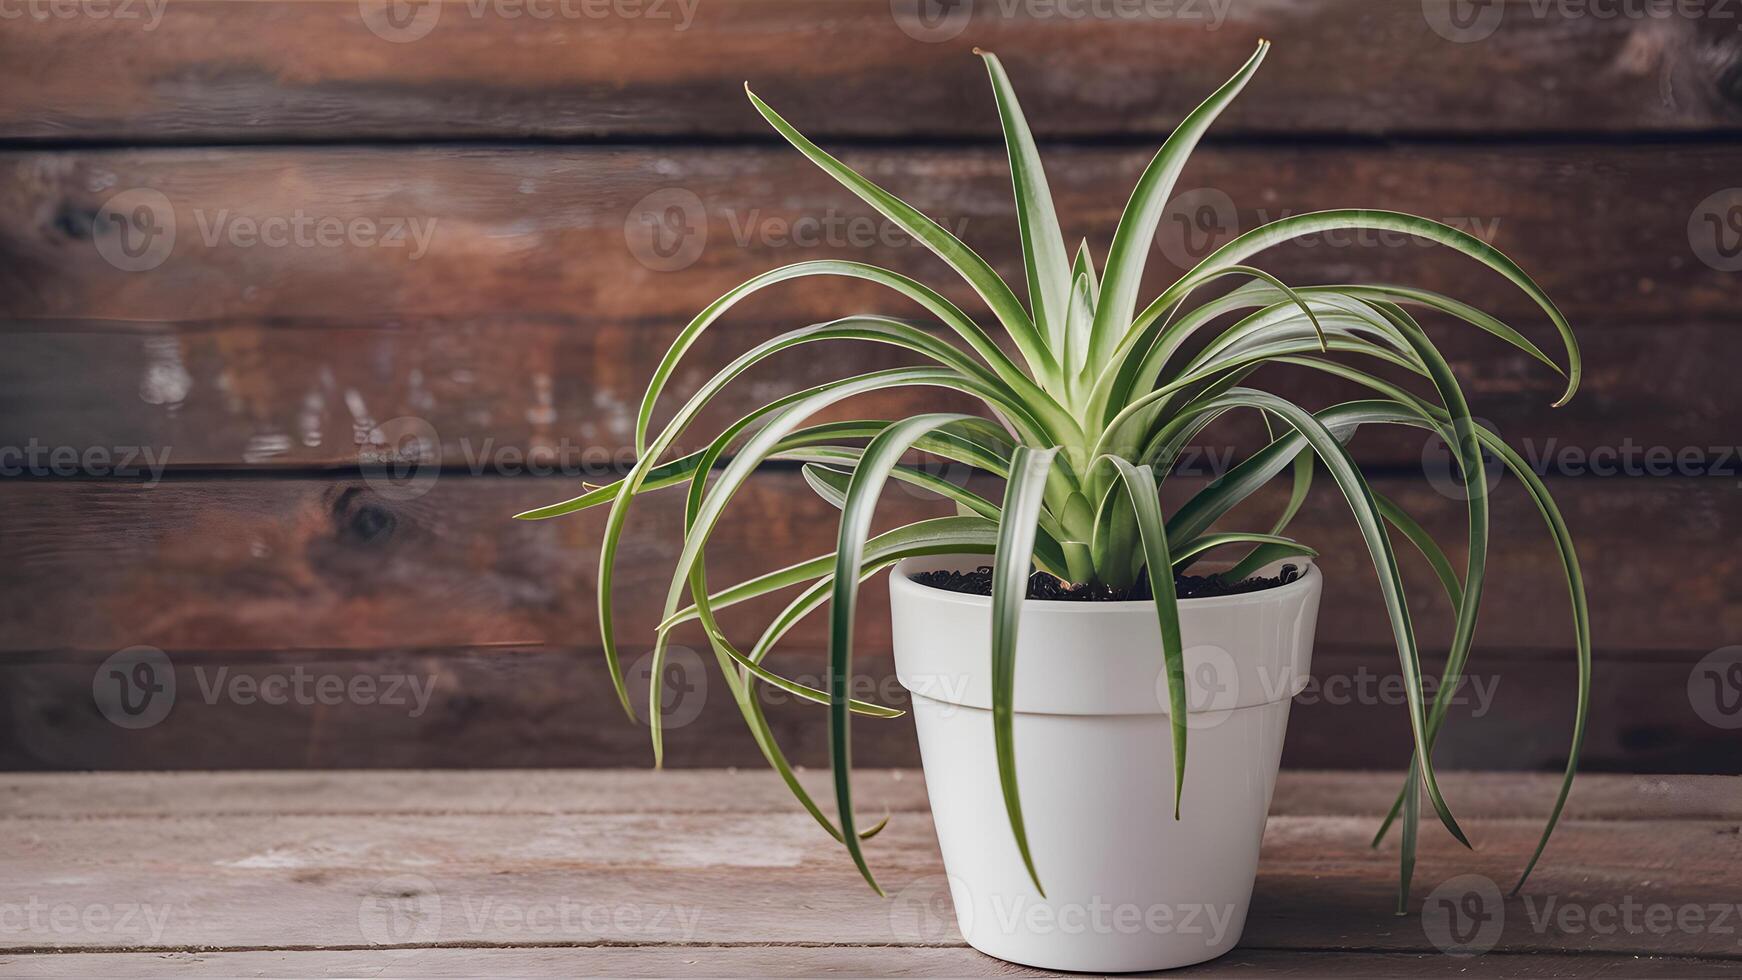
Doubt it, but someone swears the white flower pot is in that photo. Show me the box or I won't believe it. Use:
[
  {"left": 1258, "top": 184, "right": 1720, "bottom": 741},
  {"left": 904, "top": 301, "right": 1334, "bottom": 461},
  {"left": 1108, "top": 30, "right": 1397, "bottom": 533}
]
[{"left": 888, "top": 555, "right": 1322, "bottom": 973}]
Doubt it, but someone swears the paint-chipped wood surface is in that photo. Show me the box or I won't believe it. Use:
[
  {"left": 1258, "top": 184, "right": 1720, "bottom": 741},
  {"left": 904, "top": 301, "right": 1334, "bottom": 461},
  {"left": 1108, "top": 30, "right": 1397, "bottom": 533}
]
[
  {"left": 1, "top": 770, "right": 1738, "bottom": 976},
  {"left": 4, "top": 0, "right": 1739, "bottom": 141}
]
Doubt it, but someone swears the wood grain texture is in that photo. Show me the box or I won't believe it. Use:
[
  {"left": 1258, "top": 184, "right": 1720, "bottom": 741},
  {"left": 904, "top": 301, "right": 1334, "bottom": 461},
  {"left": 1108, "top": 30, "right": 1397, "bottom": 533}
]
[
  {"left": 1, "top": 472, "right": 1734, "bottom": 655},
  {"left": 1, "top": 642, "right": 1731, "bottom": 774},
  {"left": 1, "top": 316, "right": 1734, "bottom": 471},
  {"left": 2, "top": 0, "right": 1740, "bottom": 141},
  {"left": 6, "top": 769, "right": 1736, "bottom": 820},
  {"left": 1, "top": 770, "right": 1740, "bottom": 975},
  {"left": 2, "top": 0, "right": 1737, "bottom": 789},
  {"left": 2, "top": 144, "right": 1732, "bottom": 328},
  {"left": 0, "top": 946, "right": 1733, "bottom": 977}
]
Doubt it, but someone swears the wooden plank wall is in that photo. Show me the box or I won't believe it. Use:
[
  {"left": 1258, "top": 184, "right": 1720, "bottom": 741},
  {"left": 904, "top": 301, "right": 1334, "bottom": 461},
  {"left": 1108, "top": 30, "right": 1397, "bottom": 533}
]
[{"left": 2, "top": 0, "right": 1740, "bottom": 771}]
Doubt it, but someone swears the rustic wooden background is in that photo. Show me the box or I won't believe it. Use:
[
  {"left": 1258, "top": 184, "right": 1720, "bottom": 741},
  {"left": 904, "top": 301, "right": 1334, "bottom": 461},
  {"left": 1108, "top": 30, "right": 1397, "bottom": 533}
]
[{"left": 2, "top": 0, "right": 1739, "bottom": 772}]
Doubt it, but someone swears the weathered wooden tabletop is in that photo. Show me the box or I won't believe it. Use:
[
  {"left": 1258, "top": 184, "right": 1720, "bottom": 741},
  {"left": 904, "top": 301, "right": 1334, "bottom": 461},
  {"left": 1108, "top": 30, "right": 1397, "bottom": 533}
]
[{"left": 2, "top": 770, "right": 1736, "bottom": 977}]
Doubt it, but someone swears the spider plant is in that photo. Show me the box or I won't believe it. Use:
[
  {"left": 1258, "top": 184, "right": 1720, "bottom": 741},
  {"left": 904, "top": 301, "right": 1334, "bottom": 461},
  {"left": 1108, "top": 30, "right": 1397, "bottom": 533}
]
[{"left": 518, "top": 41, "right": 1590, "bottom": 912}]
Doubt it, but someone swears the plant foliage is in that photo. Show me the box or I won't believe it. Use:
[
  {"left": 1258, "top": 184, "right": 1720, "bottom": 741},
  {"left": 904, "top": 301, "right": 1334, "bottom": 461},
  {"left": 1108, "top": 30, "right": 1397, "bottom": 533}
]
[{"left": 520, "top": 42, "right": 1591, "bottom": 910}]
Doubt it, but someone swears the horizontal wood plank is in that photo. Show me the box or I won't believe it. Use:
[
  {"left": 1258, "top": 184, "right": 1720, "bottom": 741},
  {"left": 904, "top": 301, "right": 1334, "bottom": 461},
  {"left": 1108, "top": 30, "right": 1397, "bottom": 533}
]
[
  {"left": 2, "top": 771, "right": 1740, "bottom": 964},
  {"left": 1, "top": 642, "right": 1731, "bottom": 774},
  {"left": 3, "top": 0, "right": 1740, "bottom": 141},
  {"left": 1, "top": 316, "right": 1734, "bottom": 472},
  {"left": 2, "top": 144, "right": 1732, "bottom": 330},
  {"left": 1, "top": 472, "right": 1734, "bottom": 656},
  {"left": 0, "top": 947, "right": 1052, "bottom": 979},
  {"left": 5, "top": 768, "right": 1735, "bottom": 820},
  {"left": 0, "top": 946, "right": 1732, "bottom": 977}
]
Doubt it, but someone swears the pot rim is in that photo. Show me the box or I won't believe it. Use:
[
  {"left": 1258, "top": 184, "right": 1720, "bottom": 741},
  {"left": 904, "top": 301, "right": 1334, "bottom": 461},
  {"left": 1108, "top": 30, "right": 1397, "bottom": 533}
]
[{"left": 890, "top": 553, "right": 1320, "bottom": 614}]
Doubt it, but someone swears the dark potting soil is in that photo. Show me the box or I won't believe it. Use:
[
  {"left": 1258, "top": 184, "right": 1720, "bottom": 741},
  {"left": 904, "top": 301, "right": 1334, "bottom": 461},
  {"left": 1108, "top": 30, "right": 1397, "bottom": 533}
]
[{"left": 910, "top": 564, "right": 1303, "bottom": 602}]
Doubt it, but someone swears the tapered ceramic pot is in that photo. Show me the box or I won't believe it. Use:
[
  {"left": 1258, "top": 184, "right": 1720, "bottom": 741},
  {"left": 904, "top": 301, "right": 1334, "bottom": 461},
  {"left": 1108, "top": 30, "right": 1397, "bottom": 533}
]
[{"left": 889, "top": 555, "right": 1322, "bottom": 973}]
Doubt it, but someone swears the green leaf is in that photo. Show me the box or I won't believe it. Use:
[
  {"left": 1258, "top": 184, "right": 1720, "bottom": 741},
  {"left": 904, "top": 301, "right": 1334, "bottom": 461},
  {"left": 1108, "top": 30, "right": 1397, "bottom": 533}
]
[
  {"left": 580, "top": 309, "right": 1040, "bottom": 720},
  {"left": 827, "top": 414, "right": 986, "bottom": 894},
  {"left": 514, "top": 419, "right": 1013, "bottom": 522},
  {"left": 1091, "top": 263, "right": 1331, "bottom": 430},
  {"left": 1135, "top": 210, "right": 1580, "bottom": 405},
  {"left": 1375, "top": 491, "right": 1464, "bottom": 610},
  {"left": 798, "top": 461, "right": 1071, "bottom": 574},
  {"left": 1088, "top": 41, "right": 1269, "bottom": 370},
  {"left": 1191, "top": 389, "right": 1470, "bottom": 849},
  {"left": 633, "top": 259, "right": 1069, "bottom": 456},
  {"left": 991, "top": 445, "right": 1061, "bottom": 895},
  {"left": 704, "top": 626, "right": 903, "bottom": 719},
  {"left": 1098, "top": 457, "right": 1188, "bottom": 818},
  {"left": 981, "top": 50, "right": 1074, "bottom": 356},
  {"left": 1219, "top": 541, "right": 1318, "bottom": 583},
  {"left": 1333, "top": 284, "right": 1564, "bottom": 379},
  {"left": 1179, "top": 531, "right": 1317, "bottom": 577},
  {"left": 746, "top": 89, "right": 1059, "bottom": 384},
  {"left": 659, "top": 516, "right": 1005, "bottom": 633},
  {"left": 1064, "top": 243, "right": 1099, "bottom": 384}
]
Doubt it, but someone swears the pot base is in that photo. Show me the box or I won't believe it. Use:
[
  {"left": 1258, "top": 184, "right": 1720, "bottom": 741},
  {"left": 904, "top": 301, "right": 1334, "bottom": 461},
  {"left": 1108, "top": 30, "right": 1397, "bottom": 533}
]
[{"left": 911, "top": 691, "right": 1286, "bottom": 973}]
